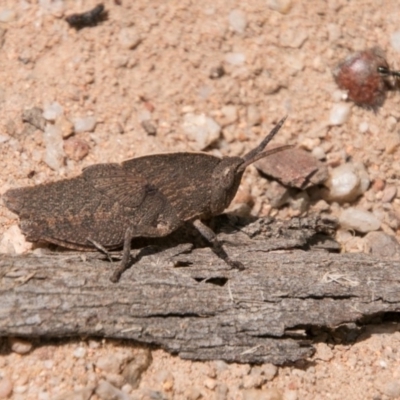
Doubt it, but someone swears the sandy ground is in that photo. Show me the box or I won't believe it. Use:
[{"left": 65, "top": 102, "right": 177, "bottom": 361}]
[{"left": 1, "top": 0, "right": 400, "bottom": 399}]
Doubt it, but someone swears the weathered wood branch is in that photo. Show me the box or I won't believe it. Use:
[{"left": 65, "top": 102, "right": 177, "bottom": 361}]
[{"left": 1, "top": 216, "right": 399, "bottom": 364}]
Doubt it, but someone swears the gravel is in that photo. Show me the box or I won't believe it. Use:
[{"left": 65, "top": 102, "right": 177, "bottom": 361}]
[
  {"left": 73, "top": 346, "right": 87, "bottom": 359},
  {"left": 242, "top": 388, "right": 283, "bottom": 400},
  {"left": 0, "top": 9, "right": 15, "bottom": 23},
  {"left": 0, "top": 378, "right": 13, "bottom": 399},
  {"left": 364, "top": 231, "right": 400, "bottom": 257},
  {"left": 118, "top": 28, "right": 142, "bottom": 50},
  {"left": 95, "top": 380, "right": 131, "bottom": 400},
  {"left": 325, "top": 163, "right": 369, "bottom": 203},
  {"left": 54, "top": 386, "right": 94, "bottom": 400},
  {"left": 63, "top": 137, "right": 90, "bottom": 161},
  {"left": 224, "top": 52, "right": 246, "bottom": 66},
  {"left": 9, "top": 338, "right": 33, "bottom": 355},
  {"left": 182, "top": 113, "right": 221, "bottom": 150},
  {"left": 96, "top": 354, "right": 122, "bottom": 375},
  {"left": 0, "top": 225, "right": 31, "bottom": 255},
  {"left": 267, "top": 0, "right": 293, "bottom": 14},
  {"left": 43, "top": 124, "right": 65, "bottom": 171},
  {"left": 42, "top": 102, "right": 64, "bottom": 122},
  {"left": 339, "top": 208, "right": 381, "bottom": 233},
  {"left": 390, "top": 31, "right": 400, "bottom": 52},
  {"left": 73, "top": 117, "right": 97, "bottom": 133},
  {"left": 122, "top": 349, "right": 152, "bottom": 389},
  {"left": 1, "top": 1, "right": 400, "bottom": 399},
  {"left": 228, "top": 9, "right": 247, "bottom": 34},
  {"left": 247, "top": 105, "right": 262, "bottom": 126},
  {"left": 329, "top": 103, "right": 351, "bottom": 125}
]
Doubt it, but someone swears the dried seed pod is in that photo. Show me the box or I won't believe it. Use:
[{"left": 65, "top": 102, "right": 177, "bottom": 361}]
[{"left": 332, "top": 48, "right": 391, "bottom": 109}]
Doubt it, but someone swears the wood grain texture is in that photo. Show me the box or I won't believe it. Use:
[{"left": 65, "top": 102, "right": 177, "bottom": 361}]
[{"left": 0, "top": 217, "right": 398, "bottom": 364}]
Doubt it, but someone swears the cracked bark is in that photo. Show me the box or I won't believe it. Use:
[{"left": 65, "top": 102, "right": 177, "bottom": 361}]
[{"left": 0, "top": 216, "right": 399, "bottom": 364}]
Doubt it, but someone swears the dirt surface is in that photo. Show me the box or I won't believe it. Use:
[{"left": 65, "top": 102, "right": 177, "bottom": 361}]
[{"left": 1, "top": 0, "right": 400, "bottom": 399}]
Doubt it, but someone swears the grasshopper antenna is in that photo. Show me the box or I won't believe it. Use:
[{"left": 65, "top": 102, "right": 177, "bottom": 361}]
[{"left": 239, "top": 116, "right": 290, "bottom": 172}]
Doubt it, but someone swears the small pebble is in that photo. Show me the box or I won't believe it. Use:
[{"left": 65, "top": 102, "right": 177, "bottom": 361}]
[
  {"left": 0, "top": 9, "right": 16, "bottom": 22},
  {"left": 329, "top": 103, "right": 351, "bottom": 126},
  {"left": 216, "top": 383, "right": 228, "bottom": 400},
  {"left": 43, "top": 102, "right": 64, "bottom": 122},
  {"left": 385, "top": 132, "right": 400, "bottom": 154},
  {"left": 376, "top": 379, "right": 400, "bottom": 398},
  {"left": 260, "top": 363, "right": 278, "bottom": 381},
  {"left": 390, "top": 31, "right": 400, "bottom": 53},
  {"left": 229, "top": 184, "right": 254, "bottom": 216},
  {"left": 326, "top": 163, "right": 367, "bottom": 203},
  {"left": 104, "top": 373, "right": 124, "bottom": 389},
  {"left": 264, "top": 181, "right": 292, "bottom": 208},
  {"left": 155, "top": 370, "right": 174, "bottom": 391},
  {"left": 364, "top": 231, "right": 400, "bottom": 257},
  {"left": 43, "top": 360, "right": 54, "bottom": 369},
  {"left": 43, "top": 124, "right": 65, "bottom": 171},
  {"left": 372, "top": 178, "right": 385, "bottom": 192},
  {"left": 54, "top": 386, "right": 94, "bottom": 400},
  {"left": 184, "top": 387, "right": 202, "bottom": 400},
  {"left": 257, "top": 73, "right": 281, "bottom": 94},
  {"left": 182, "top": 113, "right": 221, "bottom": 150},
  {"left": 314, "top": 343, "right": 334, "bottom": 361},
  {"left": 255, "top": 146, "right": 328, "bottom": 189},
  {"left": 0, "top": 225, "right": 32, "bottom": 255},
  {"left": 121, "top": 351, "right": 151, "bottom": 390},
  {"left": 228, "top": 9, "right": 247, "bottom": 34},
  {"left": 0, "top": 378, "right": 13, "bottom": 399},
  {"left": 121, "top": 384, "right": 133, "bottom": 394},
  {"left": 224, "top": 52, "right": 246, "bottom": 66},
  {"left": 359, "top": 121, "right": 369, "bottom": 133},
  {"left": 284, "top": 389, "right": 298, "bottom": 400},
  {"left": 64, "top": 137, "right": 90, "bottom": 161},
  {"left": 313, "top": 199, "right": 330, "bottom": 212},
  {"left": 327, "top": 23, "right": 341, "bottom": 42},
  {"left": 204, "top": 377, "right": 217, "bottom": 390},
  {"left": 0, "top": 134, "right": 9, "bottom": 144},
  {"left": 22, "top": 107, "right": 46, "bottom": 131},
  {"left": 96, "top": 354, "right": 122, "bottom": 375},
  {"left": 267, "top": 0, "right": 292, "bottom": 14},
  {"left": 279, "top": 28, "right": 308, "bottom": 48},
  {"left": 247, "top": 105, "right": 262, "bottom": 126},
  {"left": 289, "top": 192, "right": 310, "bottom": 213},
  {"left": 311, "top": 146, "right": 326, "bottom": 160},
  {"left": 118, "top": 28, "right": 141, "bottom": 50},
  {"left": 299, "top": 137, "right": 319, "bottom": 152},
  {"left": 242, "top": 388, "right": 283, "bottom": 400},
  {"left": 242, "top": 374, "right": 265, "bottom": 390},
  {"left": 95, "top": 380, "right": 131, "bottom": 400},
  {"left": 56, "top": 116, "right": 75, "bottom": 139},
  {"left": 88, "top": 340, "right": 100, "bottom": 349},
  {"left": 9, "top": 337, "right": 33, "bottom": 354},
  {"left": 382, "top": 186, "right": 397, "bottom": 203},
  {"left": 220, "top": 105, "right": 238, "bottom": 126},
  {"left": 73, "top": 117, "right": 97, "bottom": 133},
  {"left": 73, "top": 346, "right": 87, "bottom": 358},
  {"left": 13, "top": 385, "right": 27, "bottom": 394},
  {"left": 141, "top": 120, "right": 157, "bottom": 136},
  {"left": 339, "top": 208, "right": 381, "bottom": 233},
  {"left": 214, "top": 360, "right": 229, "bottom": 373}
]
